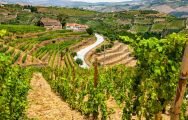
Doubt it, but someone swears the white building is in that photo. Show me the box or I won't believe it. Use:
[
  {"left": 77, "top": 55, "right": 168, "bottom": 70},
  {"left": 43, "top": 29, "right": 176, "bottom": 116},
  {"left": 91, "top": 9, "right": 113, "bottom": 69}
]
[{"left": 65, "top": 23, "right": 89, "bottom": 31}]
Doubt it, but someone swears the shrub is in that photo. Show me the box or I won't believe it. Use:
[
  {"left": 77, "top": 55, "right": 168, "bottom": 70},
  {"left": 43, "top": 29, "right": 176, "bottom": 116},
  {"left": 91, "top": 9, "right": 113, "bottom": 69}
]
[
  {"left": 71, "top": 52, "right": 77, "bottom": 57},
  {"left": 96, "top": 48, "right": 101, "bottom": 53},
  {"left": 86, "top": 27, "right": 94, "bottom": 35},
  {"left": 76, "top": 58, "right": 83, "bottom": 65},
  {"left": 12, "top": 52, "right": 21, "bottom": 63},
  {"left": 22, "top": 54, "right": 27, "bottom": 63},
  {"left": 0, "top": 29, "right": 7, "bottom": 38},
  {"left": 0, "top": 54, "right": 31, "bottom": 119}
]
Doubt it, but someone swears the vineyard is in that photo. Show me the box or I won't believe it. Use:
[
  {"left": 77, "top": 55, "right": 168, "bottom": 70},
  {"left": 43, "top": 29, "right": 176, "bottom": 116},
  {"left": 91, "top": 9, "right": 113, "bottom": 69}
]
[
  {"left": 0, "top": 53, "right": 32, "bottom": 119},
  {"left": 88, "top": 41, "right": 136, "bottom": 67},
  {"left": 0, "top": 28, "right": 96, "bottom": 68},
  {"left": 36, "top": 33, "right": 187, "bottom": 120},
  {"left": 1, "top": 26, "right": 188, "bottom": 120},
  {"left": 1, "top": 3, "right": 188, "bottom": 120}
]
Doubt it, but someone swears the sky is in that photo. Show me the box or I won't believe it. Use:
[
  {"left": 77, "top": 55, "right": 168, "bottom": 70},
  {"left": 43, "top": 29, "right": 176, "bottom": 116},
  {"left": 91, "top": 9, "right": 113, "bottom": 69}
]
[
  {"left": 0, "top": 0, "right": 132, "bottom": 4},
  {"left": 71, "top": 0, "right": 132, "bottom": 3}
]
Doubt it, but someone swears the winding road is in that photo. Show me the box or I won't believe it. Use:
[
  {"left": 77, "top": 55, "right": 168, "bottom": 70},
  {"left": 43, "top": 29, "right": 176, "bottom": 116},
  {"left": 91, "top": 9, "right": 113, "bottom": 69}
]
[{"left": 74, "top": 34, "right": 104, "bottom": 68}]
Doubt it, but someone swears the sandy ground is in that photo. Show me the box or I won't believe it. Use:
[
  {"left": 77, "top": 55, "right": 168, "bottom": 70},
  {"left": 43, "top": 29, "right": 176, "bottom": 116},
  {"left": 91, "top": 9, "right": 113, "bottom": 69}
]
[{"left": 27, "top": 73, "right": 85, "bottom": 120}]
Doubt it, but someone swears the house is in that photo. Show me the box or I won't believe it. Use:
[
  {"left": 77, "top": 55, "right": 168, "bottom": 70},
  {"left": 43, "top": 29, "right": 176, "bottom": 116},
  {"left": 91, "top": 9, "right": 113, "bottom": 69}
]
[
  {"left": 22, "top": 9, "right": 31, "bottom": 12},
  {"left": 65, "top": 23, "right": 89, "bottom": 31},
  {"left": 39, "top": 18, "right": 62, "bottom": 30},
  {"left": 0, "top": 4, "right": 4, "bottom": 7}
]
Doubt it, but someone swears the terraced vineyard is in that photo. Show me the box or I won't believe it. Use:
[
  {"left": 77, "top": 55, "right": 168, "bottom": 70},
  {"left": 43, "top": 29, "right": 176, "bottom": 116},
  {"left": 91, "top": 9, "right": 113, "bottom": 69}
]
[
  {"left": 89, "top": 41, "right": 136, "bottom": 67},
  {"left": 0, "top": 27, "right": 96, "bottom": 68},
  {"left": 0, "top": 44, "right": 43, "bottom": 66},
  {"left": 1, "top": 4, "right": 188, "bottom": 120}
]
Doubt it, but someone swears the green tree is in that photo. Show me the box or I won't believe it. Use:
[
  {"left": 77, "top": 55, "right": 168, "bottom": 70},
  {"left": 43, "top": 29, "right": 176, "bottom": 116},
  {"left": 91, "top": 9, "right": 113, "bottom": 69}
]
[
  {"left": 76, "top": 58, "right": 83, "bottom": 65},
  {"left": 57, "top": 14, "right": 69, "bottom": 27},
  {"left": 86, "top": 28, "right": 94, "bottom": 35}
]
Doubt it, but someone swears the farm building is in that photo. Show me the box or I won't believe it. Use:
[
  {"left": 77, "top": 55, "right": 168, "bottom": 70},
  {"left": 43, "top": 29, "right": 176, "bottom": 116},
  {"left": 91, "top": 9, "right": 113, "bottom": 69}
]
[
  {"left": 39, "top": 18, "right": 62, "bottom": 30},
  {"left": 22, "top": 9, "right": 31, "bottom": 12},
  {"left": 65, "top": 23, "right": 89, "bottom": 31}
]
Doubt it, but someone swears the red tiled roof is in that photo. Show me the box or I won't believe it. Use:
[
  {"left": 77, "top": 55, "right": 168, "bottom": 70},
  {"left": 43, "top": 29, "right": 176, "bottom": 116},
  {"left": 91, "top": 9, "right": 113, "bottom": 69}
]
[{"left": 66, "top": 23, "right": 88, "bottom": 28}]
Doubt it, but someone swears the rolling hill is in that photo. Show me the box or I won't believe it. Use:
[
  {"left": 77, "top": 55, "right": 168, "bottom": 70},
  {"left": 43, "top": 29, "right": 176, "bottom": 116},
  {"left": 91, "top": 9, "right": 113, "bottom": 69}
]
[{"left": 3, "top": 0, "right": 188, "bottom": 17}]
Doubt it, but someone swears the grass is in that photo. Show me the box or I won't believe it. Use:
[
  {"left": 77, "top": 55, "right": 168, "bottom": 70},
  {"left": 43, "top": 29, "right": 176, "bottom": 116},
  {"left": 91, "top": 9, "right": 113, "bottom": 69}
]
[
  {"left": 151, "top": 23, "right": 166, "bottom": 32},
  {"left": 166, "top": 19, "right": 186, "bottom": 29},
  {"left": 12, "top": 51, "right": 21, "bottom": 63},
  {"left": 22, "top": 53, "right": 27, "bottom": 63},
  {"left": 151, "top": 19, "right": 186, "bottom": 32},
  {"left": 153, "top": 18, "right": 166, "bottom": 23},
  {"left": 6, "top": 49, "right": 15, "bottom": 56},
  {"left": 0, "top": 24, "right": 45, "bottom": 34},
  {"left": 37, "top": 7, "right": 96, "bottom": 17},
  {"left": 130, "top": 25, "right": 150, "bottom": 33},
  {"left": 134, "top": 19, "right": 153, "bottom": 24},
  {"left": 41, "top": 40, "right": 81, "bottom": 51},
  {"left": 16, "top": 12, "right": 39, "bottom": 25},
  {"left": 8, "top": 30, "right": 71, "bottom": 48}
]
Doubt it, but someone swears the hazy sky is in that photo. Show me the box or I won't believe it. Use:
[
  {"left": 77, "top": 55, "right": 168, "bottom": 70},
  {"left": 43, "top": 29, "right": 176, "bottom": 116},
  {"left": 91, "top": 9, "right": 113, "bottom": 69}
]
[{"left": 71, "top": 0, "right": 131, "bottom": 3}]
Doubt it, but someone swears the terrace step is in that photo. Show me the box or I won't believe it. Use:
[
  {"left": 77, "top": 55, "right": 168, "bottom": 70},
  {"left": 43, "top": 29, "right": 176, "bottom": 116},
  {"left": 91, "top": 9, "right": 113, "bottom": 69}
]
[
  {"left": 97, "top": 42, "right": 123, "bottom": 56},
  {"left": 41, "top": 52, "right": 50, "bottom": 62},
  {"left": 106, "top": 44, "right": 125, "bottom": 54},
  {"left": 15, "top": 52, "right": 23, "bottom": 65},
  {"left": 5, "top": 47, "right": 12, "bottom": 54},
  {"left": 53, "top": 52, "right": 61, "bottom": 68},
  {"left": 126, "top": 60, "right": 137, "bottom": 67},
  {"left": 104, "top": 52, "right": 131, "bottom": 66},
  {"left": 119, "top": 57, "right": 136, "bottom": 66},
  {"left": 97, "top": 47, "right": 129, "bottom": 62}
]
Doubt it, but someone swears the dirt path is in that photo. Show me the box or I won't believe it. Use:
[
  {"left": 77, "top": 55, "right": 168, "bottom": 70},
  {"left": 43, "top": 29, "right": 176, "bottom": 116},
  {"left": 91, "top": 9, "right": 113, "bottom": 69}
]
[
  {"left": 74, "top": 34, "right": 105, "bottom": 68},
  {"left": 27, "top": 73, "right": 85, "bottom": 120}
]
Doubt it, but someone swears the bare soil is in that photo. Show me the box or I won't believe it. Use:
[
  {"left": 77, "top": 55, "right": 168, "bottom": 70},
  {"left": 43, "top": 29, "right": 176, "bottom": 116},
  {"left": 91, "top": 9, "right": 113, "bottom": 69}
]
[
  {"left": 89, "top": 41, "right": 136, "bottom": 67},
  {"left": 27, "top": 73, "right": 85, "bottom": 120}
]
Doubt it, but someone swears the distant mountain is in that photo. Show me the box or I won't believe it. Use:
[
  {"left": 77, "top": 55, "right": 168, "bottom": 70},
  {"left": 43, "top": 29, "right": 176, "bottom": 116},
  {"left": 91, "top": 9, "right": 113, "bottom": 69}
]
[
  {"left": 3, "top": 0, "right": 188, "bottom": 17},
  {"left": 4, "top": 0, "right": 139, "bottom": 7},
  {"left": 81, "top": 0, "right": 188, "bottom": 17},
  {"left": 3, "top": 0, "right": 91, "bottom": 7}
]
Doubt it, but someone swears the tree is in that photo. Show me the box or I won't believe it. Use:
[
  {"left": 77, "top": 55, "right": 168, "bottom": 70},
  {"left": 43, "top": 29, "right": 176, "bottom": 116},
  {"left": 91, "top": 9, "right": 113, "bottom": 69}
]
[
  {"left": 23, "top": 5, "right": 37, "bottom": 12},
  {"left": 30, "top": 6, "right": 37, "bottom": 12},
  {"left": 76, "top": 58, "right": 83, "bottom": 65},
  {"left": 86, "top": 28, "right": 94, "bottom": 35},
  {"left": 57, "top": 14, "right": 69, "bottom": 27}
]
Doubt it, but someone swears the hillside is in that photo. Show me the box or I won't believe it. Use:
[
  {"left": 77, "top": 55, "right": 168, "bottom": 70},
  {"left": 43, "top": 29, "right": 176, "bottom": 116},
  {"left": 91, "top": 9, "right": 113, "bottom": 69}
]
[
  {"left": 0, "top": 24, "right": 96, "bottom": 68},
  {"left": 0, "top": 3, "right": 188, "bottom": 120},
  {"left": 3, "top": 0, "right": 188, "bottom": 18},
  {"left": 82, "top": 0, "right": 188, "bottom": 17},
  {"left": 0, "top": 4, "right": 186, "bottom": 41}
]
